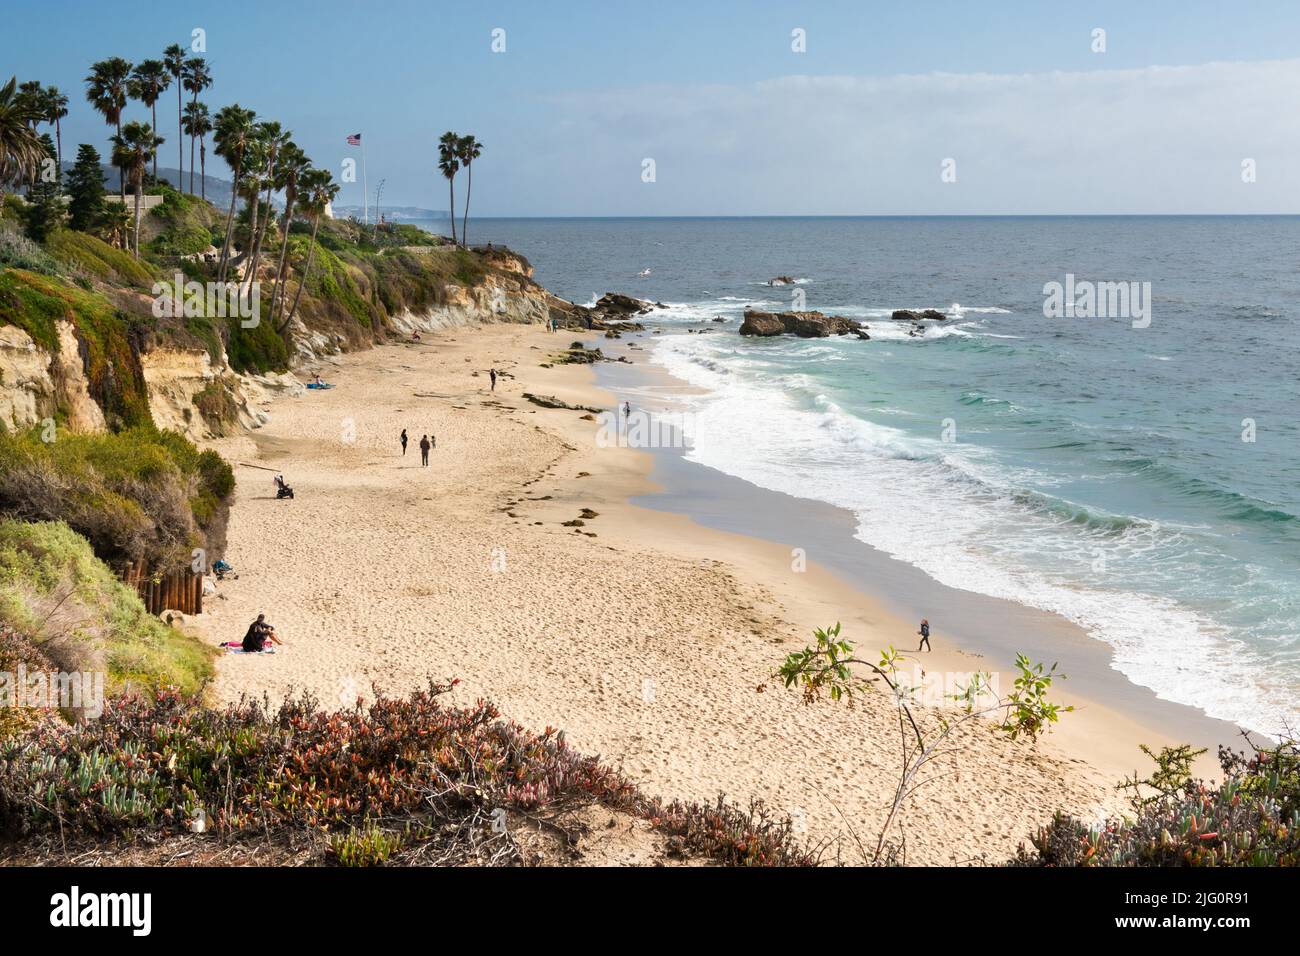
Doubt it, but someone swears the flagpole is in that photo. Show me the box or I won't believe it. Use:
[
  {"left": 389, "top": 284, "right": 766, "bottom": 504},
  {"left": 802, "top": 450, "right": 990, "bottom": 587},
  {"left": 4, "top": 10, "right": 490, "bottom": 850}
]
[{"left": 362, "top": 134, "right": 369, "bottom": 227}]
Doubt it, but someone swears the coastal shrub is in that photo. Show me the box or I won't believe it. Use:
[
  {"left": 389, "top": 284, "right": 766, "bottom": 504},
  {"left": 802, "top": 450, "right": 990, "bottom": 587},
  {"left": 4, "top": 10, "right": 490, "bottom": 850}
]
[
  {"left": 1011, "top": 740, "right": 1300, "bottom": 867},
  {"left": 224, "top": 311, "right": 290, "bottom": 374},
  {"left": 0, "top": 519, "right": 215, "bottom": 700},
  {"left": 0, "top": 682, "right": 820, "bottom": 866},
  {"left": 0, "top": 219, "right": 64, "bottom": 277},
  {"left": 327, "top": 824, "right": 406, "bottom": 867},
  {"left": 0, "top": 425, "right": 234, "bottom": 570},
  {"left": 44, "top": 229, "right": 156, "bottom": 288},
  {"left": 143, "top": 187, "right": 222, "bottom": 258}
]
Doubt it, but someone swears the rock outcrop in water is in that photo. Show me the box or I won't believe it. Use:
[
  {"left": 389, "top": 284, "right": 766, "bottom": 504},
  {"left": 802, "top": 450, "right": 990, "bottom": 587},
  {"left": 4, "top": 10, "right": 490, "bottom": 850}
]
[
  {"left": 594, "top": 292, "right": 656, "bottom": 317},
  {"left": 891, "top": 309, "right": 947, "bottom": 321},
  {"left": 739, "top": 309, "right": 861, "bottom": 338}
]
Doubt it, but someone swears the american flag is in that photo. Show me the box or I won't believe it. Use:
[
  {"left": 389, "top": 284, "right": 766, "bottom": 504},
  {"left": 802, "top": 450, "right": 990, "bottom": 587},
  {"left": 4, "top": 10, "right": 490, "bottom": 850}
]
[{"left": 346, "top": 133, "right": 362, "bottom": 146}]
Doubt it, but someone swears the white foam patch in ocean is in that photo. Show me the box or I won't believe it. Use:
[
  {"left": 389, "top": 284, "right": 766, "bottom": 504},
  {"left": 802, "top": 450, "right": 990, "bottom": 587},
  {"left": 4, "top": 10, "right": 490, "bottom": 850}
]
[{"left": 651, "top": 331, "right": 1297, "bottom": 737}]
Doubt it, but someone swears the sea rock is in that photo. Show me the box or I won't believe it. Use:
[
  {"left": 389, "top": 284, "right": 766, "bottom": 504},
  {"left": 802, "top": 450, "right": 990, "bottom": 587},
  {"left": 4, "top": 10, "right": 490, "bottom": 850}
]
[
  {"left": 594, "top": 292, "right": 654, "bottom": 316},
  {"left": 891, "top": 309, "right": 947, "bottom": 321},
  {"left": 522, "top": 392, "right": 604, "bottom": 413},
  {"left": 740, "top": 309, "right": 861, "bottom": 338},
  {"left": 739, "top": 312, "right": 786, "bottom": 336},
  {"left": 767, "top": 276, "right": 796, "bottom": 286}
]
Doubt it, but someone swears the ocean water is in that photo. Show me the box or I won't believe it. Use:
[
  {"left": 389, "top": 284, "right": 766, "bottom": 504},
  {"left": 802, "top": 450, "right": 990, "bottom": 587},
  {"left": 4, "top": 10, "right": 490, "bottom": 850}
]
[{"left": 422, "top": 216, "right": 1300, "bottom": 736}]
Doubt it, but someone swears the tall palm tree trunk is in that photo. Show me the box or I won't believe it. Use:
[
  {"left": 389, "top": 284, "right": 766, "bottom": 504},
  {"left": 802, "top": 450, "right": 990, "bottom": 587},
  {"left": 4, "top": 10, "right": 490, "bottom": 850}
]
[
  {"left": 217, "top": 158, "right": 243, "bottom": 281},
  {"left": 244, "top": 175, "right": 277, "bottom": 295},
  {"left": 269, "top": 195, "right": 297, "bottom": 327},
  {"left": 132, "top": 180, "right": 142, "bottom": 257},
  {"left": 176, "top": 84, "right": 183, "bottom": 191},
  {"left": 54, "top": 118, "right": 62, "bottom": 170},
  {"left": 448, "top": 177, "right": 456, "bottom": 244},
  {"left": 199, "top": 139, "right": 206, "bottom": 201},
  {"left": 116, "top": 118, "right": 125, "bottom": 199},
  {"left": 241, "top": 193, "right": 262, "bottom": 294},
  {"left": 280, "top": 215, "right": 320, "bottom": 332},
  {"left": 462, "top": 163, "right": 472, "bottom": 247},
  {"left": 150, "top": 103, "right": 158, "bottom": 180}
]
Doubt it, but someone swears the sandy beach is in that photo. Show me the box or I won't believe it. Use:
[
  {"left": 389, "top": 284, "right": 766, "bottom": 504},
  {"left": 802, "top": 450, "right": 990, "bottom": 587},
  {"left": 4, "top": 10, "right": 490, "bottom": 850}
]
[{"left": 201, "top": 321, "right": 1223, "bottom": 865}]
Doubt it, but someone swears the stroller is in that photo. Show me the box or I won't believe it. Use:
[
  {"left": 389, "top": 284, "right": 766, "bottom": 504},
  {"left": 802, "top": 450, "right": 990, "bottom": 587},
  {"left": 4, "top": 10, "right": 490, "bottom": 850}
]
[{"left": 274, "top": 474, "right": 295, "bottom": 500}]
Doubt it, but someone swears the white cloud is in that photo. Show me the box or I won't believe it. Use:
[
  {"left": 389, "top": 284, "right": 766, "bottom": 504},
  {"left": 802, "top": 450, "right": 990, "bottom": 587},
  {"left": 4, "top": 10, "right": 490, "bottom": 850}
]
[{"left": 493, "top": 59, "right": 1300, "bottom": 215}]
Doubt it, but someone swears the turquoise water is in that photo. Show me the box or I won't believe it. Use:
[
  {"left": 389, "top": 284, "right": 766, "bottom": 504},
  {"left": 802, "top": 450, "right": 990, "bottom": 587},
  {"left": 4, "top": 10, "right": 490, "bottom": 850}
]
[{"left": 426, "top": 216, "right": 1300, "bottom": 734}]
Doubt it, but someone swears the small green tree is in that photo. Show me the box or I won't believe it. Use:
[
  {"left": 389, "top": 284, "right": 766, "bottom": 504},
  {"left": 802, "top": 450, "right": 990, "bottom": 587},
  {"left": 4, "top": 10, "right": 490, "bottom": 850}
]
[
  {"left": 22, "top": 134, "right": 62, "bottom": 242},
  {"left": 65, "top": 143, "right": 106, "bottom": 233},
  {"left": 768, "top": 623, "right": 1073, "bottom": 863}
]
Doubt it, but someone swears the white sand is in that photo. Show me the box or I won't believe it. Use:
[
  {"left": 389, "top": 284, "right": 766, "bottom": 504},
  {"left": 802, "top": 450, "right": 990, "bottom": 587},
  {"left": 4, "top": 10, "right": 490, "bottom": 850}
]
[{"left": 202, "top": 323, "right": 1147, "bottom": 865}]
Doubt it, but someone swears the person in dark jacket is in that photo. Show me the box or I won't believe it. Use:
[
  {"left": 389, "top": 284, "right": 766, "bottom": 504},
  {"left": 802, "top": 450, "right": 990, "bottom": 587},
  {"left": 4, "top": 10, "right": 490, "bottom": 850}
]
[
  {"left": 419, "top": 434, "right": 431, "bottom": 466},
  {"left": 917, "top": 618, "right": 931, "bottom": 652},
  {"left": 400, "top": 429, "right": 408, "bottom": 456}
]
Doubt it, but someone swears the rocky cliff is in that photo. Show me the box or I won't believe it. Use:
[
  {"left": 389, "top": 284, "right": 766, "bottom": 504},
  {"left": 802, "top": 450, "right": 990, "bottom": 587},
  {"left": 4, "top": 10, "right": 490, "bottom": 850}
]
[{"left": 1, "top": 241, "right": 580, "bottom": 442}]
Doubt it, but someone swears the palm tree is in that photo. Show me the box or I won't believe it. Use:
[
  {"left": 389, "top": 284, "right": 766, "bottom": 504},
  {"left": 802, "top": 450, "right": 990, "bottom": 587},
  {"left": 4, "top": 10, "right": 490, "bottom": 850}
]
[
  {"left": 268, "top": 143, "right": 309, "bottom": 324},
  {"left": 280, "top": 167, "right": 339, "bottom": 332},
  {"left": 128, "top": 60, "right": 170, "bottom": 182},
  {"left": 42, "top": 86, "right": 68, "bottom": 170},
  {"left": 111, "top": 121, "right": 163, "bottom": 257},
  {"left": 163, "top": 44, "right": 186, "bottom": 189},
  {"left": 14, "top": 82, "right": 44, "bottom": 188},
  {"left": 243, "top": 121, "right": 289, "bottom": 294},
  {"left": 85, "top": 57, "right": 133, "bottom": 198},
  {"left": 456, "top": 135, "right": 482, "bottom": 247},
  {"left": 16, "top": 81, "right": 43, "bottom": 130},
  {"left": 213, "top": 104, "right": 256, "bottom": 281},
  {"left": 0, "top": 77, "right": 46, "bottom": 197},
  {"left": 181, "top": 57, "right": 212, "bottom": 194},
  {"left": 183, "top": 102, "right": 213, "bottom": 202},
  {"left": 100, "top": 201, "right": 133, "bottom": 250},
  {"left": 437, "top": 131, "right": 461, "bottom": 244}
]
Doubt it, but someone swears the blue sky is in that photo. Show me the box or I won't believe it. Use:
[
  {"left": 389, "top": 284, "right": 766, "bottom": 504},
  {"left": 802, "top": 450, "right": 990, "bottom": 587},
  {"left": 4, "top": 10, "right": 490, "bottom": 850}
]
[{"left": 4, "top": 0, "right": 1299, "bottom": 214}]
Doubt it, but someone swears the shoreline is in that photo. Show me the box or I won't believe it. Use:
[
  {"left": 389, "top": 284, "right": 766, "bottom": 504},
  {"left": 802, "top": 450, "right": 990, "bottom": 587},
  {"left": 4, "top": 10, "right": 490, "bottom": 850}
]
[
  {"left": 199, "top": 320, "right": 1229, "bottom": 862},
  {"left": 588, "top": 332, "right": 1249, "bottom": 777}
]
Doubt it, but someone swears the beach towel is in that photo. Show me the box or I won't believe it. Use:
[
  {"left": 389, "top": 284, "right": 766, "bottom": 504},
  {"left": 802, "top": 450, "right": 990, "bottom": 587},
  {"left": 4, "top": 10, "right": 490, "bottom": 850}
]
[
  {"left": 220, "top": 642, "right": 275, "bottom": 654},
  {"left": 306, "top": 382, "right": 333, "bottom": 390}
]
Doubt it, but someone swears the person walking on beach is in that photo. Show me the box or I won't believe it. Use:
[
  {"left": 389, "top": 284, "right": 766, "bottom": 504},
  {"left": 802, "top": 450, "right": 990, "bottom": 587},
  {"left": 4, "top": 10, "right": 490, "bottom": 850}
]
[
  {"left": 489, "top": 368, "right": 497, "bottom": 391},
  {"left": 419, "top": 434, "right": 431, "bottom": 467},
  {"left": 917, "top": 618, "right": 931, "bottom": 652},
  {"left": 400, "top": 429, "right": 408, "bottom": 456}
]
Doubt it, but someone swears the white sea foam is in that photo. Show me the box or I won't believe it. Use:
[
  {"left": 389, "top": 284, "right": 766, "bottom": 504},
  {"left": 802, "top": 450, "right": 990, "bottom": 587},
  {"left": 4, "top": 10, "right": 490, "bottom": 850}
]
[{"left": 650, "top": 330, "right": 1296, "bottom": 736}]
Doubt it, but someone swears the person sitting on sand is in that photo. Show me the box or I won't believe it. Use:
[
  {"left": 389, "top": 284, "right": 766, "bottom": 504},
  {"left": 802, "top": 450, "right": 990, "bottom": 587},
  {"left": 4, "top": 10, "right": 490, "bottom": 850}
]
[
  {"left": 917, "top": 618, "right": 931, "bottom": 652},
  {"left": 242, "top": 614, "right": 270, "bottom": 652},
  {"left": 313, "top": 374, "right": 324, "bottom": 386},
  {"left": 243, "top": 614, "right": 285, "bottom": 653},
  {"left": 412, "top": 331, "right": 421, "bottom": 341}
]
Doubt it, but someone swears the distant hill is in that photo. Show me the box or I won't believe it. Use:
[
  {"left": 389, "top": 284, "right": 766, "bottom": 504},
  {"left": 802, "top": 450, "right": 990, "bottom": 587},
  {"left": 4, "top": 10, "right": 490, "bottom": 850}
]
[
  {"left": 64, "top": 163, "right": 257, "bottom": 212},
  {"left": 333, "top": 204, "right": 449, "bottom": 221}
]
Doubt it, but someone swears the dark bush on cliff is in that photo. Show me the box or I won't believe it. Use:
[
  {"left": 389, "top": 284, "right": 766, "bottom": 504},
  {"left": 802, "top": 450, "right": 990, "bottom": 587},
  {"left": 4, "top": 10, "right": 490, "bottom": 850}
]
[
  {"left": 0, "top": 425, "right": 234, "bottom": 571},
  {"left": 0, "top": 682, "right": 819, "bottom": 866},
  {"left": 1011, "top": 740, "right": 1300, "bottom": 866}
]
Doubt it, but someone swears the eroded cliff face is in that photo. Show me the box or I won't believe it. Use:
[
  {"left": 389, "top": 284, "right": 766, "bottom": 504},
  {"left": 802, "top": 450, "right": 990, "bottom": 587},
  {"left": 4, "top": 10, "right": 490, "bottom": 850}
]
[
  {"left": 140, "top": 346, "right": 303, "bottom": 441},
  {"left": 0, "top": 321, "right": 106, "bottom": 433},
  {"left": 3, "top": 259, "right": 556, "bottom": 440},
  {"left": 287, "top": 268, "right": 555, "bottom": 365}
]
